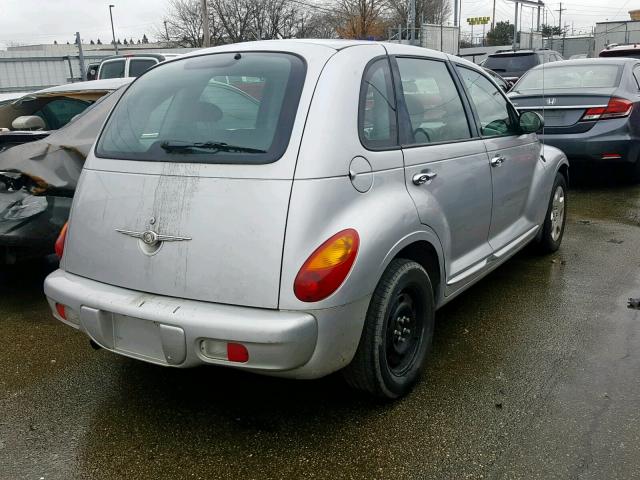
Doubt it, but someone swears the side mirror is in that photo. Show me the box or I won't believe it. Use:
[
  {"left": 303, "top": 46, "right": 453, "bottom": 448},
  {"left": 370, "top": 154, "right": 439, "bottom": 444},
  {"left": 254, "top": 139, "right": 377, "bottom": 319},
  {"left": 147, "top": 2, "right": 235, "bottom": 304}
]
[{"left": 519, "top": 111, "right": 544, "bottom": 134}]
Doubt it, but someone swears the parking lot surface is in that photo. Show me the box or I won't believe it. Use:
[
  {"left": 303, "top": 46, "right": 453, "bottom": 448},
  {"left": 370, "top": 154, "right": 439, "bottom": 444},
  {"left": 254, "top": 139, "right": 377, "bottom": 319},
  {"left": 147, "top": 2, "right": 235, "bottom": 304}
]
[{"left": 1, "top": 181, "right": 639, "bottom": 480}]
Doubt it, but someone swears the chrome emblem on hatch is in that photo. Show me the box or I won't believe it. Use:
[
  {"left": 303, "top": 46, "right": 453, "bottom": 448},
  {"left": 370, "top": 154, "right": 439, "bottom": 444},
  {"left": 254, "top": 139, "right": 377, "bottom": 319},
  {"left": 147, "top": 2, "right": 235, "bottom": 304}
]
[
  {"left": 546, "top": 97, "right": 557, "bottom": 106},
  {"left": 116, "top": 228, "right": 192, "bottom": 246}
]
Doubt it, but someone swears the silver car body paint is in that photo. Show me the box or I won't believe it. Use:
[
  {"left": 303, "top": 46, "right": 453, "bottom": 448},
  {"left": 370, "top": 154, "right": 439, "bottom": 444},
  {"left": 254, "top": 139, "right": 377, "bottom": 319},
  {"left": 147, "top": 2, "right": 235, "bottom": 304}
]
[{"left": 44, "top": 40, "right": 568, "bottom": 379}]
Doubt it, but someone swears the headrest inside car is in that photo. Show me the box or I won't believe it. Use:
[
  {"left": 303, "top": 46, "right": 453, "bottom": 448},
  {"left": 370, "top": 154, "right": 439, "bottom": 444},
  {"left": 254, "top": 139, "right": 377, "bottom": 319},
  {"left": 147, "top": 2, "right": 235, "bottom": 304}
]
[{"left": 12, "top": 115, "right": 46, "bottom": 131}]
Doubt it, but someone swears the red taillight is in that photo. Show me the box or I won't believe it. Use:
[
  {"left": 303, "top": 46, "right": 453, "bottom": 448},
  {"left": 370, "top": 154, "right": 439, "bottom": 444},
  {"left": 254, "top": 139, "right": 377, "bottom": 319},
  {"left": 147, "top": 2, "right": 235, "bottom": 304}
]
[
  {"left": 227, "top": 343, "right": 249, "bottom": 363},
  {"left": 582, "top": 97, "right": 633, "bottom": 121},
  {"left": 54, "top": 222, "right": 68, "bottom": 259},
  {"left": 294, "top": 229, "right": 359, "bottom": 302},
  {"left": 55, "top": 303, "right": 67, "bottom": 320}
]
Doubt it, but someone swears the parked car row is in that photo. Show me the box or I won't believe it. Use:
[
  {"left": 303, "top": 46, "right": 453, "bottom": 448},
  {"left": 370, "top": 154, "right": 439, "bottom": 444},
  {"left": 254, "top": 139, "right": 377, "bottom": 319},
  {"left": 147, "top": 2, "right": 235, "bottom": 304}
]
[
  {"left": 22, "top": 40, "right": 568, "bottom": 400},
  {"left": 6, "top": 38, "right": 640, "bottom": 400},
  {"left": 86, "top": 53, "right": 180, "bottom": 81}
]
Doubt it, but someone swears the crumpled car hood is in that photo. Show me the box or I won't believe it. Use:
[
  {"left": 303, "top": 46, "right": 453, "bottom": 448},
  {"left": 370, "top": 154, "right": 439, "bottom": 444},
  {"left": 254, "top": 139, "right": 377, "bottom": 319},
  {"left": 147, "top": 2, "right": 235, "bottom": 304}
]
[{"left": 0, "top": 85, "right": 126, "bottom": 202}]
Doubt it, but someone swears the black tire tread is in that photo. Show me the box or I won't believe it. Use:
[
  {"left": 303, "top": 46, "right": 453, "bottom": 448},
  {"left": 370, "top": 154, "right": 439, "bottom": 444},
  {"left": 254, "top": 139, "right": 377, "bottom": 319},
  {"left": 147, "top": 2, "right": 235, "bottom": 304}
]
[
  {"left": 343, "top": 258, "right": 433, "bottom": 398},
  {"left": 535, "top": 172, "right": 567, "bottom": 254}
]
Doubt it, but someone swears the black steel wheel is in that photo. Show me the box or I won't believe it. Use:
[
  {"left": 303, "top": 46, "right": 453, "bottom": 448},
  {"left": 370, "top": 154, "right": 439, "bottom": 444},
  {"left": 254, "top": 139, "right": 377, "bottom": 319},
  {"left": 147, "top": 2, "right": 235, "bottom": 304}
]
[{"left": 343, "top": 258, "right": 435, "bottom": 399}]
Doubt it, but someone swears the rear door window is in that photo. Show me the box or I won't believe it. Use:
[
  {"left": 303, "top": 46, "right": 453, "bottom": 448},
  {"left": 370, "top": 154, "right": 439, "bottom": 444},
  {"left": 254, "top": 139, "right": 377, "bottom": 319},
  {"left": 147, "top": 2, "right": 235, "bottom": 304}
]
[
  {"left": 396, "top": 57, "right": 471, "bottom": 145},
  {"left": 128, "top": 59, "right": 158, "bottom": 77},
  {"left": 100, "top": 59, "right": 126, "bottom": 79},
  {"left": 96, "top": 52, "right": 306, "bottom": 164},
  {"left": 358, "top": 58, "right": 398, "bottom": 149}
]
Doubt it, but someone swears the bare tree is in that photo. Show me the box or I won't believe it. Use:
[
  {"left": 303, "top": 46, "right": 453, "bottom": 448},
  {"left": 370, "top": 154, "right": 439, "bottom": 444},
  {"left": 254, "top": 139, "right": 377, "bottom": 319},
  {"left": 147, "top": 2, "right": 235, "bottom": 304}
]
[
  {"left": 335, "top": 0, "right": 388, "bottom": 39},
  {"left": 299, "top": 11, "right": 340, "bottom": 39},
  {"left": 386, "top": 0, "right": 452, "bottom": 27},
  {"left": 157, "top": 0, "right": 344, "bottom": 46},
  {"left": 156, "top": 0, "right": 205, "bottom": 47}
]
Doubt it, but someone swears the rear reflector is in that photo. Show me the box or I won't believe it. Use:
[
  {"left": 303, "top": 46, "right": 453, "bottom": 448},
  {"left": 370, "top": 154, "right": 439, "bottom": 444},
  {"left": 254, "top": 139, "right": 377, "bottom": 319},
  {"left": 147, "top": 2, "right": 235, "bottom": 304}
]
[
  {"left": 582, "top": 97, "right": 633, "bottom": 121},
  {"left": 55, "top": 303, "right": 66, "bottom": 320},
  {"left": 602, "top": 153, "right": 622, "bottom": 160},
  {"left": 227, "top": 343, "right": 249, "bottom": 363},
  {"left": 200, "top": 339, "right": 249, "bottom": 363}
]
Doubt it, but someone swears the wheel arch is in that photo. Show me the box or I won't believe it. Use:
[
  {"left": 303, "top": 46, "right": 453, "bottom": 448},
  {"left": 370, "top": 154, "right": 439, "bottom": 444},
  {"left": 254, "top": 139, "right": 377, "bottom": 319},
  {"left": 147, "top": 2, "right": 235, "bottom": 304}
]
[
  {"left": 557, "top": 161, "right": 569, "bottom": 187},
  {"left": 380, "top": 230, "right": 446, "bottom": 306}
]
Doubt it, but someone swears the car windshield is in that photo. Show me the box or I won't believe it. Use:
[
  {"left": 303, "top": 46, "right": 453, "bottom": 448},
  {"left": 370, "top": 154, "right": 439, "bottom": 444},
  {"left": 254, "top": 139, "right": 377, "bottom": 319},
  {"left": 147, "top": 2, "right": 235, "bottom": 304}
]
[
  {"left": 484, "top": 53, "right": 536, "bottom": 72},
  {"left": 515, "top": 64, "right": 622, "bottom": 90},
  {"left": 96, "top": 52, "right": 306, "bottom": 164}
]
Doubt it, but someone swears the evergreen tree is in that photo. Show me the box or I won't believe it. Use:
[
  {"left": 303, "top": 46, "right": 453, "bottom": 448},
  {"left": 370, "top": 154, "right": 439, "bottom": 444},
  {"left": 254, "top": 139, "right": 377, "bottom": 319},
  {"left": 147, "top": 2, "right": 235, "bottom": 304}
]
[
  {"left": 97, "top": 38, "right": 102, "bottom": 45},
  {"left": 142, "top": 34, "right": 149, "bottom": 43},
  {"left": 486, "top": 21, "right": 514, "bottom": 46},
  {"left": 541, "top": 24, "right": 563, "bottom": 37}
]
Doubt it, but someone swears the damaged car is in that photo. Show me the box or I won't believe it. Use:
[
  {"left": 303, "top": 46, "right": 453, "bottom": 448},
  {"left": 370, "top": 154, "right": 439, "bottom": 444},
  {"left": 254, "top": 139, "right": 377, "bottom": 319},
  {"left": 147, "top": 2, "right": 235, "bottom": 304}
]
[
  {"left": 0, "top": 78, "right": 131, "bottom": 153},
  {"left": 0, "top": 81, "right": 132, "bottom": 264}
]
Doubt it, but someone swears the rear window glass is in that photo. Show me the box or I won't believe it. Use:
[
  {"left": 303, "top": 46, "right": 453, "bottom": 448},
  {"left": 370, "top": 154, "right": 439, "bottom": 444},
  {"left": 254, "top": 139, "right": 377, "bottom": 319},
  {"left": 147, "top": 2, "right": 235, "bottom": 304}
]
[
  {"left": 128, "top": 59, "right": 157, "bottom": 77},
  {"left": 484, "top": 54, "right": 537, "bottom": 72},
  {"left": 515, "top": 64, "right": 622, "bottom": 90},
  {"left": 99, "top": 60, "right": 126, "bottom": 79},
  {"left": 96, "top": 52, "right": 306, "bottom": 164},
  {"left": 600, "top": 49, "right": 640, "bottom": 58}
]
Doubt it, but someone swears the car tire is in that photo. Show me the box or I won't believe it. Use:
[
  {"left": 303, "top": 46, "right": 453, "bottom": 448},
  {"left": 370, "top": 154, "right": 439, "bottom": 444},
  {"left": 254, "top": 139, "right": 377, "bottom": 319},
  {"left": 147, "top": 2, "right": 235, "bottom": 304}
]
[
  {"left": 343, "top": 258, "right": 435, "bottom": 399},
  {"left": 535, "top": 172, "right": 567, "bottom": 253}
]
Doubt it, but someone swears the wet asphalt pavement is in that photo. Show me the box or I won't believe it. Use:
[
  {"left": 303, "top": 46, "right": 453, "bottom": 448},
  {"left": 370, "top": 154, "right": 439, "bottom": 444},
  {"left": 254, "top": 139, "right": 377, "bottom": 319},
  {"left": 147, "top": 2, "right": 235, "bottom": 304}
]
[{"left": 1, "top": 179, "right": 640, "bottom": 480}]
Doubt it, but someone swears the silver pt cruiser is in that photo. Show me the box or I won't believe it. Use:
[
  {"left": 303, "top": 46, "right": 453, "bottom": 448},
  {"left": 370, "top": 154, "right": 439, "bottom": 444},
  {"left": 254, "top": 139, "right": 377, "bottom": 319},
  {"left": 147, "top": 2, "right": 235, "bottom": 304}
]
[{"left": 44, "top": 40, "right": 569, "bottom": 399}]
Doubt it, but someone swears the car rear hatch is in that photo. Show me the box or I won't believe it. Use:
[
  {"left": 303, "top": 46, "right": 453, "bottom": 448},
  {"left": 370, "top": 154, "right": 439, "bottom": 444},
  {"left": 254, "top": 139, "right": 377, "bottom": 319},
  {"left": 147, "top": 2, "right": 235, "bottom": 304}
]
[
  {"left": 63, "top": 46, "right": 333, "bottom": 310},
  {"left": 510, "top": 88, "right": 618, "bottom": 133},
  {"left": 484, "top": 53, "right": 537, "bottom": 79}
]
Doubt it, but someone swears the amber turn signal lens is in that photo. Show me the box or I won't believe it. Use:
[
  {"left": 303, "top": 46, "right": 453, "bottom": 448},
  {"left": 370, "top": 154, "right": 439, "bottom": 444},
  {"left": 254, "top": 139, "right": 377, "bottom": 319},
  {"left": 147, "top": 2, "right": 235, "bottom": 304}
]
[{"left": 294, "top": 229, "right": 359, "bottom": 302}]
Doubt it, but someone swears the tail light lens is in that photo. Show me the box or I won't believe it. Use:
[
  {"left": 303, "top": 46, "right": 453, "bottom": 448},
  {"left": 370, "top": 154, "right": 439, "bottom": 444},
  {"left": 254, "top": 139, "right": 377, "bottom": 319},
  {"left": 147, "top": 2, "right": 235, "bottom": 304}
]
[
  {"left": 582, "top": 97, "right": 633, "bottom": 121},
  {"left": 294, "top": 229, "right": 359, "bottom": 302},
  {"left": 54, "top": 222, "right": 68, "bottom": 259}
]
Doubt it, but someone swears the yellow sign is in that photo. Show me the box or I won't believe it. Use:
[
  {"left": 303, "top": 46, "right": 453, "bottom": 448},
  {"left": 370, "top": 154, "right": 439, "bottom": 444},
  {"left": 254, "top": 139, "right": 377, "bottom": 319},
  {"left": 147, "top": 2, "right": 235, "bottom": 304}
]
[{"left": 467, "top": 16, "right": 490, "bottom": 25}]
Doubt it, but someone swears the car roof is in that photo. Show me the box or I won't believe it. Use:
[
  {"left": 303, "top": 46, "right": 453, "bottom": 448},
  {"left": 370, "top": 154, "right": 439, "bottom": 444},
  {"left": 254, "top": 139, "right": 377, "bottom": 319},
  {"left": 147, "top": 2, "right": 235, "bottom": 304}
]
[
  {"left": 527, "top": 57, "right": 639, "bottom": 70},
  {"left": 99, "top": 53, "right": 169, "bottom": 62},
  {"left": 180, "top": 39, "right": 446, "bottom": 57},
  {"left": 33, "top": 78, "right": 133, "bottom": 95}
]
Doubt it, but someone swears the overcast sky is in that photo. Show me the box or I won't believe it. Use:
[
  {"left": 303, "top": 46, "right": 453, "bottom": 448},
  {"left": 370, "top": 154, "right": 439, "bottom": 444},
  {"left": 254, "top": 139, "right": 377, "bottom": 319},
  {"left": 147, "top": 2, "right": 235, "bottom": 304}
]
[{"left": 0, "top": 0, "right": 636, "bottom": 49}]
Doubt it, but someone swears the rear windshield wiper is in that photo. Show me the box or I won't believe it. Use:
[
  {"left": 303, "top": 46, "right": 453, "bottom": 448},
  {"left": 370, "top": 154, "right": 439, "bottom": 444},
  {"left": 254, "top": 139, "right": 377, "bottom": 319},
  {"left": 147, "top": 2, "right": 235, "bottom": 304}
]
[{"left": 160, "top": 141, "right": 266, "bottom": 154}]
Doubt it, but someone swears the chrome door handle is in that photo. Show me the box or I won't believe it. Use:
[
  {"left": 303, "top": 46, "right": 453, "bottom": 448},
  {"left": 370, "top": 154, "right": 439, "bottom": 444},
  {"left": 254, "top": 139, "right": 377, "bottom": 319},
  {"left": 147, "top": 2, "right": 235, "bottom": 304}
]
[
  {"left": 412, "top": 170, "right": 437, "bottom": 185},
  {"left": 490, "top": 155, "right": 505, "bottom": 167}
]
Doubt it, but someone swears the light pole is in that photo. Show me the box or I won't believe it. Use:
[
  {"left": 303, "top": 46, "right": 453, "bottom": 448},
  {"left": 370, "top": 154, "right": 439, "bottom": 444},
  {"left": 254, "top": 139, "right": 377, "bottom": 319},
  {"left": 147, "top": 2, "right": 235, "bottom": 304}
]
[{"left": 109, "top": 4, "right": 119, "bottom": 55}]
